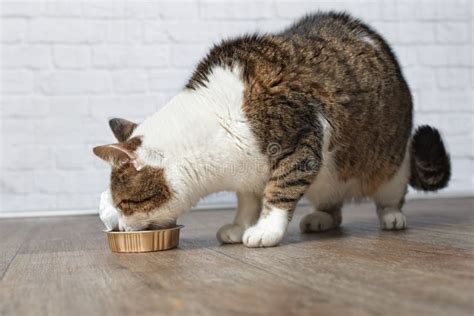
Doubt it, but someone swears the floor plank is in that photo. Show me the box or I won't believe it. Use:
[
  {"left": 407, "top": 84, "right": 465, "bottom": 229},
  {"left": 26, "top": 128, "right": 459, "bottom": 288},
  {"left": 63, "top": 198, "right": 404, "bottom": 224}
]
[{"left": 0, "top": 198, "right": 473, "bottom": 315}]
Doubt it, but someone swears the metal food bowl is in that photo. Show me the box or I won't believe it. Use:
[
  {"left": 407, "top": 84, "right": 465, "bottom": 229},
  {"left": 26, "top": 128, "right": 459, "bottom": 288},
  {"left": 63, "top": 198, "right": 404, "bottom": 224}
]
[{"left": 106, "top": 225, "right": 183, "bottom": 253}]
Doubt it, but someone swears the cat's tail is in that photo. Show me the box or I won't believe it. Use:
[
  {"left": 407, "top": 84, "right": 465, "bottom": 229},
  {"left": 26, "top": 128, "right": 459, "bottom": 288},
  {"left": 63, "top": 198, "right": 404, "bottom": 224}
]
[{"left": 409, "top": 125, "right": 451, "bottom": 191}]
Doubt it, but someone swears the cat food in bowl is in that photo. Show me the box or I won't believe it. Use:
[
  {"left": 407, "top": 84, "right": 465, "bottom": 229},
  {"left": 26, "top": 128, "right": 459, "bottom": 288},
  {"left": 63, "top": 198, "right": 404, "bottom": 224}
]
[{"left": 106, "top": 225, "right": 183, "bottom": 253}]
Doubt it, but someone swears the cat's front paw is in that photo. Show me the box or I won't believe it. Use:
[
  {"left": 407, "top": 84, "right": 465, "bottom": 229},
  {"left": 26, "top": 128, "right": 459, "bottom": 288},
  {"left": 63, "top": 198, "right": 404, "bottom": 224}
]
[
  {"left": 379, "top": 210, "right": 407, "bottom": 230},
  {"left": 216, "top": 223, "right": 245, "bottom": 244},
  {"left": 242, "top": 225, "right": 284, "bottom": 248}
]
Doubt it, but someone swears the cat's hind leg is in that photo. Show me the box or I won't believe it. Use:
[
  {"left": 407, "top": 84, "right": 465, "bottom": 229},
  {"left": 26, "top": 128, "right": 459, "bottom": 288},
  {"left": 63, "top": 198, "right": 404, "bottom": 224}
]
[
  {"left": 217, "top": 192, "right": 261, "bottom": 244},
  {"left": 300, "top": 204, "right": 342, "bottom": 233},
  {"left": 372, "top": 151, "right": 410, "bottom": 230},
  {"left": 300, "top": 166, "right": 346, "bottom": 233}
]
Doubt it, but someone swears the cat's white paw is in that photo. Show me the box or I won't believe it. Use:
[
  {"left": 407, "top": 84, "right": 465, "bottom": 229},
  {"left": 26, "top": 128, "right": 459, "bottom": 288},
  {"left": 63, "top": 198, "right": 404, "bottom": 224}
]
[
  {"left": 216, "top": 223, "right": 245, "bottom": 244},
  {"left": 242, "top": 208, "right": 288, "bottom": 248},
  {"left": 299, "top": 211, "right": 337, "bottom": 233},
  {"left": 379, "top": 211, "right": 407, "bottom": 230},
  {"left": 243, "top": 225, "right": 285, "bottom": 247}
]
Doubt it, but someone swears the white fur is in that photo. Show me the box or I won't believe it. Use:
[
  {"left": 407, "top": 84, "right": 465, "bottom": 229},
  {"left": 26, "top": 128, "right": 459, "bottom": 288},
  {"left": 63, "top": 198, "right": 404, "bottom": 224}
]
[
  {"left": 303, "top": 116, "right": 410, "bottom": 231},
  {"left": 242, "top": 206, "right": 288, "bottom": 247},
  {"left": 217, "top": 224, "right": 245, "bottom": 244},
  {"left": 377, "top": 208, "right": 407, "bottom": 230},
  {"left": 114, "top": 66, "right": 269, "bottom": 231},
  {"left": 373, "top": 146, "right": 410, "bottom": 208},
  {"left": 304, "top": 115, "right": 363, "bottom": 211},
  {"left": 217, "top": 192, "right": 261, "bottom": 243},
  {"left": 360, "top": 35, "right": 377, "bottom": 48},
  {"left": 100, "top": 65, "right": 411, "bottom": 239},
  {"left": 373, "top": 145, "right": 410, "bottom": 230},
  {"left": 99, "top": 189, "right": 119, "bottom": 231}
]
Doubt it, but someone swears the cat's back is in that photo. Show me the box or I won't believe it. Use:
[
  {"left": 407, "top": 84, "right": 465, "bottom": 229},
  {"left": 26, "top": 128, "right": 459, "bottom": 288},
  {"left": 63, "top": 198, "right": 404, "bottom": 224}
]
[
  {"left": 279, "top": 12, "right": 413, "bottom": 194},
  {"left": 280, "top": 12, "right": 387, "bottom": 51}
]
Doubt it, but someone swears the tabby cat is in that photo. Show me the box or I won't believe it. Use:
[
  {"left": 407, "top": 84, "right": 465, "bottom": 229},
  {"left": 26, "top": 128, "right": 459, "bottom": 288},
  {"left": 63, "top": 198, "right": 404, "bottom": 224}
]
[{"left": 94, "top": 12, "right": 450, "bottom": 247}]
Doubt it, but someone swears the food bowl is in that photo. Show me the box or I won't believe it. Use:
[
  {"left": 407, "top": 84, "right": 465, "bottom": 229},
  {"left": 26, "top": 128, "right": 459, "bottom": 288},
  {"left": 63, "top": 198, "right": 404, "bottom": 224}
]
[{"left": 106, "top": 225, "right": 183, "bottom": 253}]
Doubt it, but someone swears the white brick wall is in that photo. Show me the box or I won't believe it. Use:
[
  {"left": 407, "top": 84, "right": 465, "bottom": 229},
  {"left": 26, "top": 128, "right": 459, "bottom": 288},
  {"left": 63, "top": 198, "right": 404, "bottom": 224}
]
[{"left": 1, "top": 0, "right": 473, "bottom": 216}]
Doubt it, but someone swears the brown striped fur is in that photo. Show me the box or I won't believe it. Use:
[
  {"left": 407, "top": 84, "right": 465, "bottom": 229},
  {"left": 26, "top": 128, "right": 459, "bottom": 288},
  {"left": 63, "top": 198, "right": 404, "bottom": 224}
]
[{"left": 188, "top": 12, "right": 412, "bottom": 215}]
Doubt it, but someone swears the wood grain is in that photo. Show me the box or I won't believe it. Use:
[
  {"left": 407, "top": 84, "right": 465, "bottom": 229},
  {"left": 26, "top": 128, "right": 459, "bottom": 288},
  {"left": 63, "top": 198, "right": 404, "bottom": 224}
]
[{"left": 0, "top": 198, "right": 473, "bottom": 315}]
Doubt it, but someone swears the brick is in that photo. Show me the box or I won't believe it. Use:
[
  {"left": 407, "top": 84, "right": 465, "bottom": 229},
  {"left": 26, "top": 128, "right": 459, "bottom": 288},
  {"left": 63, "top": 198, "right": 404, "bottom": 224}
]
[
  {"left": 416, "top": 0, "right": 471, "bottom": 21},
  {"left": 450, "top": 159, "right": 473, "bottom": 183},
  {"left": 54, "top": 145, "right": 98, "bottom": 170},
  {"left": 37, "top": 71, "right": 111, "bottom": 95},
  {"left": 418, "top": 90, "right": 473, "bottom": 112},
  {"left": 1, "top": 146, "right": 53, "bottom": 170},
  {"left": 275, "top": 1, "right": 340, "bottom": 19},
  {"left": 200, "top": 1, "right": 273, "bottom": 19},
  {"left": 372, "top": 22, "right": 436, "bottom": 45},
  {"left": 1, "top": 70, "right": 34, "bottom": 94},
  {"left": 441, "top": 176, "right": 472, "bottom": 194},
  {"left": 89, "top": 94, "right": 163, "bottom": 122},
  {"left": 28, "top": 18, "right": 105, "bottom": 43},
  {"left": 418, "top": 45, "right": 472, "bottom": 67},
  {"left": 158, "top": 0, "right": 199, "bottom": 19},
  {"left": 55, "top": 193, "right": 100, "bottom": 210},
  {"left": 34, "top": 169, "right": 109, "bottom": 194},
  {"left": 34, "top": 117, "right": 84, "bottom": 144},
  {"left": 49, "top": 96, "right": 89, "bottom": 116},
  {"left": 123, "top": 46, "right": 170, "bottom": 68},
  {"left": 32, "top": 117, "right": 106, "bottom": 145},
  {"left": 42, "top": 2, "right": 82, "bottom": 17},
  {"left": 112, "top": 70, "right": 148, "bottom": 93},
  {"left": 123, "top": 2, "right": 159, "bottom": 18},
  {"left": 92, "top": 45, "right": 170, "bottom": 68},
  {"left": 1, "top": 118, "right": 37, "bottom": 145},
  {"left": 144, "top": 21, "right": 170, "bottom": 43},
  {"left": 104, "top": 20, "right": 142, "bottom": 44},
  {"left": 0, "top": 96, "right": 49, "bottom": 117},
  {"left": 0, "top": 193, "right": 56, "bottom": 212},
  {"left": 1, "top": 18, "right": 27, "bottom": 43},
  {"left": 333, "top": 1, "right": 380, "bottom": 22},
  {"left": 171, "top": 44, "right": 210, "bottom": 68},
  {"left": 436, "top": 68, "right": 470, "bottom": 89},
  {"left": 379, "top": 0, "right": 417, "bottom": 21},
  {"left": 436, "top": 22, "right": 470, "bottom": 44},
  {"left": 444, "top": 134, "right": 474, "bottom": 158},
  {"left": 220, "top": 21, "right": 258, "bottom": 38},
  {"left": 1, "top": 45, "right": 51, "bottom": 69},
  {"left": 0, "top": 171, "right": 36, "bottom": 194},
  {"left": 414, "top": 113, "right": 473, "bottom": 136},
  {"left": 82, "top": 2, "right": 124, "bottom": 18},
  {"left": 1, "top": 2, "right": 43, "bottom": 17},
  {"left": 257, "top": 19, "right": 292, "bottom": 34},
  {"left": 53, "top": 45, "right": 90, "bottom": 69},
  {"left": 149, "top": 69, "right": 190, "bottom": 91},
  {"left": 404, "top": 67, "right": 437, "bottom": 90},
  {"left": 88, "top": 94, "right": 160, "bottom": 119},
  {"left": 164, "top": 20, "right": 222, "bottom": 43},
  {"left": 393, "top": 45, "right": 418, "bottom": 68},
  {"left": 275, "top": 0, "right": 381, "bottom": 21}
]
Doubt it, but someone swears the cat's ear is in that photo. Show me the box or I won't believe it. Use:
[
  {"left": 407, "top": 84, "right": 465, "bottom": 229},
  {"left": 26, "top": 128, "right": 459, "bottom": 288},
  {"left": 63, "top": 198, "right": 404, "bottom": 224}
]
[
  {"left": 93, "top": 143, "right": 137, "bottom": 168},
  {"left": 109, "top": 118, "right": 137, "bottom": 142}
]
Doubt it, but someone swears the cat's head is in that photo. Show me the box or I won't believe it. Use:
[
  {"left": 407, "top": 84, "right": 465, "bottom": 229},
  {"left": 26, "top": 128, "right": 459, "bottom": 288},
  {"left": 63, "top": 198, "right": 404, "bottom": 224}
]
[{"left": 93, "top": 118, "right": 178, "bottom": 231}]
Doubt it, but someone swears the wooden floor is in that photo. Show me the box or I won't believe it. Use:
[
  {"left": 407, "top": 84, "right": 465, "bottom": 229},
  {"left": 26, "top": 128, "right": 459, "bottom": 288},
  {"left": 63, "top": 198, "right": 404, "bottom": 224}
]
[{"left": 1, "top": 198, "right": 473, "bottom": 316}]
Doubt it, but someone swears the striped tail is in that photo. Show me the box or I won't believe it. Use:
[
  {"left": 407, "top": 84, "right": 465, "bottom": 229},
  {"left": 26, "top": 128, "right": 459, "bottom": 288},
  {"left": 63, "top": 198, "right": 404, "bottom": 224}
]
[{"left": 409, "top": 125, "right": 451, "bottom": 191}]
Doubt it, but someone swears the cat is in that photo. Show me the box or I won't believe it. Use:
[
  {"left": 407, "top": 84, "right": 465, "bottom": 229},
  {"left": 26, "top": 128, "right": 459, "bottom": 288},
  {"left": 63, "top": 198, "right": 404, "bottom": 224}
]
[{"left": 93, "top": 12, "right": 451, "bottom": 247}]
